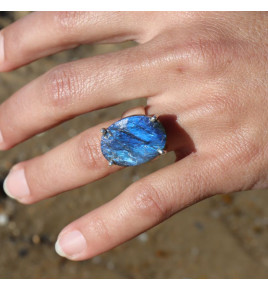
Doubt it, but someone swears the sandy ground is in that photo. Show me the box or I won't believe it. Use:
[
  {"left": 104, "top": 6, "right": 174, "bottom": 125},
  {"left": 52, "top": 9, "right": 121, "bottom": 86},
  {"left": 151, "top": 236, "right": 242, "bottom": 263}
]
[{"left": 0, "top": 12, "right": 268, "bottom": 279}]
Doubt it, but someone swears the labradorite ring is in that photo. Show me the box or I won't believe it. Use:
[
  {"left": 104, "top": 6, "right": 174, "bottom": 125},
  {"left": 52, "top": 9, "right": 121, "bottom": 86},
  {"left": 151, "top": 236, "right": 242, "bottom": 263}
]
[{"left": 100, "top": 115, "right": 167, "bottom": 167}]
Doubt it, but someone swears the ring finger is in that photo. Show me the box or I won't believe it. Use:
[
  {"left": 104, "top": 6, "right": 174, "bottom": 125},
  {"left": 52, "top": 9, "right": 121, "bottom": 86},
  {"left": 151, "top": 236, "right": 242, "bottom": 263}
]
[
  {"left": 3, "top": 106, "right": 195, "bottom": 204},
  {"left": 3, "top": 119, "right": 120, "bottom": 204}
]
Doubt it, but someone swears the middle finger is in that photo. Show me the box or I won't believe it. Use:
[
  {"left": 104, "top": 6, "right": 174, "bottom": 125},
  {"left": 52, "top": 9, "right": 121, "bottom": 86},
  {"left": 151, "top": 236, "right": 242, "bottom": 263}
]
[{"left": 0, "top": 44, "right": 162, "bottom": 150}]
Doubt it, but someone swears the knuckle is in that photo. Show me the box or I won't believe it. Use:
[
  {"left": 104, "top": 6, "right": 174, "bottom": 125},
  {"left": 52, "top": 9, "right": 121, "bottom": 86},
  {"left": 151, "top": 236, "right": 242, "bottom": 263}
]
[
  {"left": 212, "top": 126, "right": 264, "bottom": 191},
  {"left": 23, "top": 159, "right": 53, "bottom": 202},
  {"left": 214, "top": 127, "right": 262, "bottom": 166},
  {"left": 78, "top": 131, "right": 104, "bottom": 170},
  {"left": 186, "top": 38, "right": 230, "bottom": 73},
  {"left": 150, "top": 31, "right": 233, "bottom": 78},
  {"left": 207, "top": 93, "right": 242, "bottom": 123},
  {"left": 87, "top": 213, "right": 113, "bottom": 242},
  {"left": 3, "top": 30, "right": 22, "bottom": 62},
  {"left": 233, "top": 127, "right": 264, "bottom": 166},
  {"left": 236, "top": 132, "right": 266, "bottom": 190},
  {"left": 195, "top": 88, "right": 246, "bottom": 131},
  {"left": 44, "top": 64, "right": 83, "bottom": 110},
  {"left": 144, "top": 35, "right": 190, "bottom": 73},
  {"left": 53, "top": 11, "right": 88, "bottom": 34},
  {"left": 131, "top": 182, "right": 171, "bottom": 222}
]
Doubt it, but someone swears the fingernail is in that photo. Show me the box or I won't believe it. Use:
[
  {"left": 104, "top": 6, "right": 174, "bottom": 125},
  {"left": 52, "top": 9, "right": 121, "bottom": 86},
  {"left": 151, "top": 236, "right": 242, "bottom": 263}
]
[
  {"left": 3, "top": 168, "right": 30, "bottom": 200},
  {"left": 0, "top": 31, "right": 4, "bottom": 63},
  {"left": 55, "top": 230, "right": 87, "bottom": 259}
]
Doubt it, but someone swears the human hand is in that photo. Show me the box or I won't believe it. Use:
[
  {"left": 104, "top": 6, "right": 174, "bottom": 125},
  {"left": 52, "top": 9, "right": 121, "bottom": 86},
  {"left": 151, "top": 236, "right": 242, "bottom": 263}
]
[{"left": 1, "top": 12, "right": 268, "bottom": 261}]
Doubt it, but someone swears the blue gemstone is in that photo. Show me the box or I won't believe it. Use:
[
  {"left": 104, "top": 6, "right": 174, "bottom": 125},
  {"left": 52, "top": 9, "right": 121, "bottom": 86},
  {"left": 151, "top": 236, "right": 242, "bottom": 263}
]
[{"left": 101, "top": 115, "right": 166, "bottom": 167}]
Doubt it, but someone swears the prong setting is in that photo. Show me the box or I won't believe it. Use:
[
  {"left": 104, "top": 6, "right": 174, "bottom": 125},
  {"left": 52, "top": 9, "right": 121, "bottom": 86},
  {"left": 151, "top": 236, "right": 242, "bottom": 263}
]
[
  {"left": 150, "top": 115, "right": 157, "bottom": 122},
  {"left": 101, "top": 128, "right": 107, "bottom": 135},
  {"left": 157, "top": 149, "right": 166, "bottom": 155},
  {"left": 109, "top": 160, "right": 114, "bottom": 166},
  {"left": 101, "top": 128, "right": 112, "bottom": 138}
]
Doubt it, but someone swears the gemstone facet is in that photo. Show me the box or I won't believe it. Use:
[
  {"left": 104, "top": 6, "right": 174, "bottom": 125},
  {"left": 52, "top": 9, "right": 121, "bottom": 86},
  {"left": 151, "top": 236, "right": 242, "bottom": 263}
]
[{"left": 101, "top": 115, "right": 166, "bottom": 167}]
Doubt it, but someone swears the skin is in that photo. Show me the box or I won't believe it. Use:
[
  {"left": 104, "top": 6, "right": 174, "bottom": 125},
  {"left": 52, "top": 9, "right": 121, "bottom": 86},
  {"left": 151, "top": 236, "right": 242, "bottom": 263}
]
[{"left": 0, "top": 11, "right": 268, "bottom": 261}]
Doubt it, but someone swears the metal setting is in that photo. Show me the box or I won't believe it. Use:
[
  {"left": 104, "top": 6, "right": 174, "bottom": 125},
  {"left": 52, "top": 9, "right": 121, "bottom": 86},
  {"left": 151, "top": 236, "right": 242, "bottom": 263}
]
[
  {"left": 157, "top": 149, "right": 166, "bottom": 155},
  {"left": 100, "top": 128, "right": 107, "bottom": 134},
  {"left": 150, "top": 115, "right": 157, "bottom": 122},
  {"left": 101, "top": 128, "right": 112, "bottom": 138}
]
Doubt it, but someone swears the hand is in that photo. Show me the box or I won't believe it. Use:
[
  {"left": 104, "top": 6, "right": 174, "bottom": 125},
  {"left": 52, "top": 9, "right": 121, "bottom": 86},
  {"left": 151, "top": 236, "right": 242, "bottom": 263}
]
[{"left": 1, "top": 12, "right": 268, "bottom": 261}]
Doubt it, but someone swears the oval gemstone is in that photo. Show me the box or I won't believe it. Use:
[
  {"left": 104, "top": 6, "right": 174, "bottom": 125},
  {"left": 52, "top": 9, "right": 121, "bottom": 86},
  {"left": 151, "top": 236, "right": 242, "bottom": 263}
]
[{"left": 101, "top": 115, "right": 166, "bottom": 167}]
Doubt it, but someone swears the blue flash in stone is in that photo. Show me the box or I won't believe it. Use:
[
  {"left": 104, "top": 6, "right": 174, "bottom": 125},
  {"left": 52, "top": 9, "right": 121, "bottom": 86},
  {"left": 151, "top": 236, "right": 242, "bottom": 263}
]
[{"left": 101, "top": 115, "right": 167, "bottom": 167}]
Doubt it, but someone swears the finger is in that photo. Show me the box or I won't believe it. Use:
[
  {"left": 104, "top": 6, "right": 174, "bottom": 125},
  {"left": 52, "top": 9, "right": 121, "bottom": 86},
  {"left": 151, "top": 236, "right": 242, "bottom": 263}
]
[
  {"left": 0, "top": 11, "right": 146, "bottom": 71},
  {"left": 122, "top": 107, "right": 196, "bottom": 159},
  {"left": 3, "top": 119, "right": 121, "bottom": 204},
  {"left": 121, "top": 106, "right": 146, "bottom": 118},
  {"left": 55, "top": 153, "right": 217, "bottom": 261},
  {"left": 0, "top": 45, "right": 161, "bottom": 150},
  {"left": 3, "top": 110, "right": 195, "bottom": 204}
]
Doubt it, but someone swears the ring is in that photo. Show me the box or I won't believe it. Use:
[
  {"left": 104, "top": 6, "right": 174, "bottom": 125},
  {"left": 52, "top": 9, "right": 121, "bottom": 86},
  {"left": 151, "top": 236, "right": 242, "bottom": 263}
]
[{"left": 100, "top": 115, "right": 167, "bottom": 167}]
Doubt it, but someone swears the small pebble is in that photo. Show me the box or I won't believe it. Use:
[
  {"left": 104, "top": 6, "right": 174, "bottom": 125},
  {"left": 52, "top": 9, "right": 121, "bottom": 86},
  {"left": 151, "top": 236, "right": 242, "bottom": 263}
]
[
  {"left": 91, "top": 256, "right": 102, "bottom": 264},
  {"left": 41, "top": 145, "right": 50, "bottom": 153},
  {"left": 221, "top": 194, "right": 233, "bottom": 204},
  {"left": 106, "top": 261, "right": 115, "bottom": 270},
  {"left": 132, "top": 175, "right": 140, "bottom": 182},
  {"left": 32, "top": 234, "right": 41, "bottom": 245},
  {"left": 155, "top": 249, "right": 169, "bottom": 258},
  {"left": 5, "top": 199, "right": 16, "bottom": 214},
  {"left": 7, "top": 221, "right": 16, "bottom": 230},
  {"left": 137, "top": 232, "right": 149, "bottom": 243},
  {"left": 36, "top": 132, "right": 46, "bottom": 138},
  {"left": 190, "top": 247, "right": 200, "bottom": 257},
  {"left": 210, "top": 210, "right": 221, "bottom": 219},
  {"left": 194, "top": 221, "right": 204, "bottom": 231},
  {"left": 68, "top": 129, "right": 77, "bottom": 138},
  {"left": 12, "top": 228, "right": 21, "bottom": 237},
  {"left": 18, "top": 248, "right": 29, "bottom": 258},
  {"left": 0, "top": 213, "right": 9, "bottom": 226}
]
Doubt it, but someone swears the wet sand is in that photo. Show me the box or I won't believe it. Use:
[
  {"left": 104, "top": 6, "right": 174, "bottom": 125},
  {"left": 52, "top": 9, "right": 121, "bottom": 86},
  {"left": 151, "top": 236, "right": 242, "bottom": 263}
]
[{"left": 0, "top": 12, "right": 267, "bottom": 278}]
